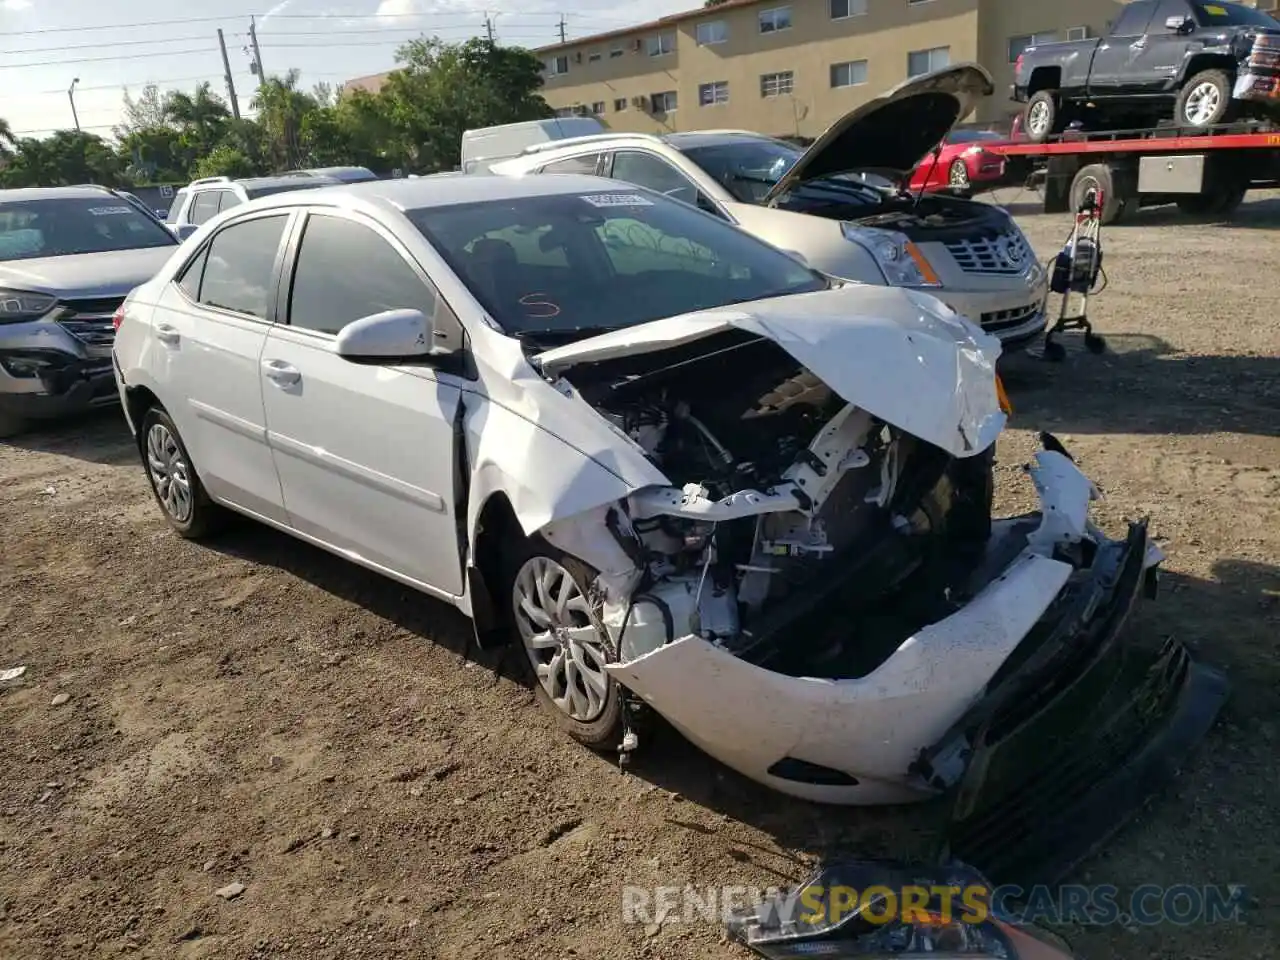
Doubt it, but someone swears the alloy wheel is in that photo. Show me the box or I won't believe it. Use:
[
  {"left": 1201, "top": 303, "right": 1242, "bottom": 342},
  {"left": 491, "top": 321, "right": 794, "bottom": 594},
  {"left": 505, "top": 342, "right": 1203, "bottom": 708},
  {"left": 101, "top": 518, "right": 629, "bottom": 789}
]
[
  {"left": 1028, "top": 100, "right": 1051, "bottom": 136},
  {"left": 145, "top": 422, "right": 193, "bottom": 523},
  {"left": 1184, "top": 82, "right": 1220, "bottom": 125},
  {"left": 512, "top": 555, "right": 612, "bottom": 723},
  {"left": 949, "top": 161, "right": 970, "bottom": 188}
]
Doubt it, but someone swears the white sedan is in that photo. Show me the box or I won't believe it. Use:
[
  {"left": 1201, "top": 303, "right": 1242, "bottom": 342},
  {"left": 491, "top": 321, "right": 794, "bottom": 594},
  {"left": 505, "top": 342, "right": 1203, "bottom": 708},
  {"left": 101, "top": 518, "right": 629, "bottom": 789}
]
[{"left": 112, "top": 174, "right": 1220, "bottom": 880}]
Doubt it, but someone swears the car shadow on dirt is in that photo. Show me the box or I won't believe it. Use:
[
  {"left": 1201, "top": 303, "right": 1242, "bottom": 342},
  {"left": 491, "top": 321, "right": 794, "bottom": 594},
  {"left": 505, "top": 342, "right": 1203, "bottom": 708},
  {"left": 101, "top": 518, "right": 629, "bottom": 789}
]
[
  {"left": 2, "top": 407, "right": 138, "bottom": 466},
  {"left": 998, "top": 332, "right": 1280, "bottom": 438}
]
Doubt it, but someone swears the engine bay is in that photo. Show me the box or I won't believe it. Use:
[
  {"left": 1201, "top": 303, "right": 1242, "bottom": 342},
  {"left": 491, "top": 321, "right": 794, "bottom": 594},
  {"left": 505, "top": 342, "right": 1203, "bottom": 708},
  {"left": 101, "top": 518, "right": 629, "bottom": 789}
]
[
  {"left": 776, "top": 184, "right": 1012, "bottom": 243},
  {"left": 557, "top": 331, "right": 995, "bottom": 676}
]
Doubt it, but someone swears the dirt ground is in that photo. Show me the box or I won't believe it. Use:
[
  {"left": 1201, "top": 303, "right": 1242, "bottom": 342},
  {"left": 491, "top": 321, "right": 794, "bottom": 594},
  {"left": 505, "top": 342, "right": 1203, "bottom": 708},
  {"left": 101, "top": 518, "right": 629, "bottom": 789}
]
[{"left": 2, "top": 190, "right": 1278, "bottom": 960}]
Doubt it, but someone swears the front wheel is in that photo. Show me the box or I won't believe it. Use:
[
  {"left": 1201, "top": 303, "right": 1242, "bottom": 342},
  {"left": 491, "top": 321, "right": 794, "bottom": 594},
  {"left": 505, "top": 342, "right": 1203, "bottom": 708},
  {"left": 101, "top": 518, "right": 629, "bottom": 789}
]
[
  {"left": 139, "top": 406, "right": 226, "bottom": 539},
  {"left": 1175, "top": 70, "right": 1235, "bottom": 128},
  {"left": 1024, "top": 91, "right": 1060, "bottom": 144},
  {"left": 948, "top": 159, "right": 972, "bottom": 195},
  {"left": 505, "top": 541, "right": 624, "bottom": 749}
]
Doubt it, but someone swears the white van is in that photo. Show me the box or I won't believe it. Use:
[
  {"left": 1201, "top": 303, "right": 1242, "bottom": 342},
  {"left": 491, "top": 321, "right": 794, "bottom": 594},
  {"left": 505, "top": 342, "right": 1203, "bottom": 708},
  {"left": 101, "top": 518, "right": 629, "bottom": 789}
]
[{"left": 461, "top": 117, "right": 605, "bottom": 174}]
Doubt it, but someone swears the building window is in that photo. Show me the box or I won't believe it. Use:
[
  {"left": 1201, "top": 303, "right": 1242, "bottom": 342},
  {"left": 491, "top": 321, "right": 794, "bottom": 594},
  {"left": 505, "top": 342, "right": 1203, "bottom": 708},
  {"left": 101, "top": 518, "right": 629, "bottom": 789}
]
[
  {"left": 1066, "top": 26, "right": 1090, "bottom": 41},
  {"left": 609, "top": 46, "right": 624, "bottom": 58},
  {"left": 650, "top": 90, "right": 678, "bottom": 113},
  {"left": 830, "top": 59, "right": 868, "bottom": 88},
  {"left": 906, "top": 0, "right": 933, "bottom": 4},
  {"left": 758, "top": 6, "right": 792, "bottom": 34},
  {"left": 590, "top": 101, "right": 606, "bottom": 115},
  {"left": 830, "top": 0, "right": 867, "bottom": 19},
  {"left": 545, "top": 55, "right": 569, "bottom": 76},
  {"left": 647, "top": 33, "right": 676, "bottom": 56},
  {"left": 696, "top": 19, "right": 728, "bottom": 45},
  {"left": 588, "top": 51, "right": 602, "bottom": 62},
  {"left": 699, "top": 81, "right": 730, "bottom": 106},
  {"left": 553, "top": 106, "right": 576, "bottom": 118},
  {"left": 614, "top": 97, "right": 628, "bottom": 111},
  {"left": 1008, "top": 32, "right": 1057, "bottom": 62},
  {"left": 907, "top": 46, "right": 949, "bottom": 77},
  {"left": 760, "top": 71, "right": 794, "bottom": 98}
]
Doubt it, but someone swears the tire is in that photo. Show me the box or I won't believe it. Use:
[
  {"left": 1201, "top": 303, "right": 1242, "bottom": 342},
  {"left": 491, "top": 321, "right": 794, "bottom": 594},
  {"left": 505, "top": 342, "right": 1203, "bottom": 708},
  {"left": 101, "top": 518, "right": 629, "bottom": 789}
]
[
  {"left": 1024, "top": 91, "right": 1061, "bottom": 144},
  {"left": 139, "top": 405, "right": 226, "bottom": 539},
  {"left": 1175, "top": 182, "right": 1246, "bottom": 217},
  {"left": 1175, "top": 69, "right": 1235, "bottom": 129},
  {"left": 0, "top": 412, "right": 25, "bottom": 440},
  {"left": 502, "top": 538, "right": 624, "bottom": 750},
  {"left": 1070, "top": 163, "right": 1129, "bottom": 225}
]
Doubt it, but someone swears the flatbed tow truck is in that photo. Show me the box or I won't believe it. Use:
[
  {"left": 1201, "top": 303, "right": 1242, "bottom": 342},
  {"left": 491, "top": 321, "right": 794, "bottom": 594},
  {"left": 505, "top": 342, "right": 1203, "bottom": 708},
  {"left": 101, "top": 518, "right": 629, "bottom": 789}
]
[{"left": 993, "top": 120, "right": 1280, "bottom": 224}]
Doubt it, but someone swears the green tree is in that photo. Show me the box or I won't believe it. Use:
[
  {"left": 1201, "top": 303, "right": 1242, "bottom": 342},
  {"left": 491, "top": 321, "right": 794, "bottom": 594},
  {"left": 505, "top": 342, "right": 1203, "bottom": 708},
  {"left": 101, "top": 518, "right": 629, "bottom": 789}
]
[
  {"left": 0, "top": 118, "right": 15, "bottom": 163},
  {"left": 0, "top": 131, "right": 124, "bottom": 187},
  {"left": 376, "top": 37, "right": 553, "bottom": 172},
  {"left": 192, "top": 143, "right": 258, "bottom": 179},
  {"left": 163, "top": 82, "right": 231, "bottom": 171},
  {"left": 251, "top": 69, "right": 323, "bottom": 171}
]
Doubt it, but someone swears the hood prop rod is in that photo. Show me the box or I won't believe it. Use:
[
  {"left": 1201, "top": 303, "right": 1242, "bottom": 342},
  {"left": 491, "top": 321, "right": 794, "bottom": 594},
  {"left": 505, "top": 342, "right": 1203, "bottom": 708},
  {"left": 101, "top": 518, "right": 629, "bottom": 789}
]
[{"left": 912, "top": 141, "right": 945, "bottom": 212}]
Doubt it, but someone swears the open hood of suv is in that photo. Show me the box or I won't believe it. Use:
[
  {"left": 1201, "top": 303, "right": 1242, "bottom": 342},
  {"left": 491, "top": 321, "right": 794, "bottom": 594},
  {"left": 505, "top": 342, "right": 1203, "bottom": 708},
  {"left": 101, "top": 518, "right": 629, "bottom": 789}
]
[
  {"left": 762, "top": 63, "right": 993, "bottom": 203},
  {"left": 533, "top": 285, "right": 1005, "bottom": 459}
]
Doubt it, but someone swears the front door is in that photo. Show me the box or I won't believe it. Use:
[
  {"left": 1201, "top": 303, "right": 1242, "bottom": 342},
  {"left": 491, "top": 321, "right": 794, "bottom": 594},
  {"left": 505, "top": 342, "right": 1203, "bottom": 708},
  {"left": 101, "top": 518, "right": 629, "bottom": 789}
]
[
  {"left": 259, "top": 209, "right": 467, "bottom": 597},
  {"left": 1089, "top": 0, "right": 1160, "bottom": 95},
  {"left": 153, "top": 211, "right": 293, "bottom": 522}
]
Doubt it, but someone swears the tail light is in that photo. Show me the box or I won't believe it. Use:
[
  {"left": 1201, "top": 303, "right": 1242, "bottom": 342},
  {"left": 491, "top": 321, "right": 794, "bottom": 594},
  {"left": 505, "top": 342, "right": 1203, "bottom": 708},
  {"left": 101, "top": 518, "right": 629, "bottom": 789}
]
[
  {"left": 1014, "top": 54, "right": 1024, "bottom": 74},
  {"left": 112, "top": 303, "right": 126, "bottom": 330}
]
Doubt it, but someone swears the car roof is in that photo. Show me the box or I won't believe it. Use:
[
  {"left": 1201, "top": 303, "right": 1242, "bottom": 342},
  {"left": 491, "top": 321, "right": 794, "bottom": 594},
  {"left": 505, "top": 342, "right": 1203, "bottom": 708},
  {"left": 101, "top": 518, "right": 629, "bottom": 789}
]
[
  {"left": 233, "top": 174, "right": 343, "bottom": 190},
  {"left": 663, "top": 131, "right": 782, "bottom": 150},
  {"left": 0, "top": 185, "right": 122, "bottom": 202},
  {"left": 242, "top": 172, "right": 641, "bottom": 213}
]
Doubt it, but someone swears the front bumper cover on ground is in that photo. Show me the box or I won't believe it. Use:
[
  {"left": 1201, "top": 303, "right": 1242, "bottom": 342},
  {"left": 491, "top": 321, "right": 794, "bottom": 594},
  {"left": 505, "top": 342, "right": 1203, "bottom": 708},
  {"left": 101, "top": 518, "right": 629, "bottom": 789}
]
[{"left": 921, "top": 518, "right": 1229, "bottom": 887}]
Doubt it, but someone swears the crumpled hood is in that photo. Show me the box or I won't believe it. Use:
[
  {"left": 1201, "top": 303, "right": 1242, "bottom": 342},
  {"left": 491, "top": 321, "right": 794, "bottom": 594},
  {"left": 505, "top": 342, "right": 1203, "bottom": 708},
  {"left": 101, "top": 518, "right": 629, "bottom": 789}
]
[
  {"left": 534, "top": 284, "right": 1006, "bottom": 458},
  {"left": 0, "top": 246, "right": 175, "bottom": 299},
  {"left": 763, "top": 63, "right": 994, "bottom": 202}
]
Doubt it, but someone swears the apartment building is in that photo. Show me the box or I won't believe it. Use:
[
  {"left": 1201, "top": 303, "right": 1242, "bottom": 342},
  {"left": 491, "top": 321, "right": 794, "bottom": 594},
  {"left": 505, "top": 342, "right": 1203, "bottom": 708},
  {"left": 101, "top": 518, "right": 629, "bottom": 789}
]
[{"left": 530, "top": 0, "right": 1133, "bottom": 137}]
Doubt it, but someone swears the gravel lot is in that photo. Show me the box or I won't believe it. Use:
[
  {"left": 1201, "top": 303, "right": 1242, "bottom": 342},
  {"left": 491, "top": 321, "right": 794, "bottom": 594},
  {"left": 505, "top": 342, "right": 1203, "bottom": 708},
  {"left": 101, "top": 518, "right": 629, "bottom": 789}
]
[{"left": 2, "top": 191, "right": 1278, "bottom": 959}]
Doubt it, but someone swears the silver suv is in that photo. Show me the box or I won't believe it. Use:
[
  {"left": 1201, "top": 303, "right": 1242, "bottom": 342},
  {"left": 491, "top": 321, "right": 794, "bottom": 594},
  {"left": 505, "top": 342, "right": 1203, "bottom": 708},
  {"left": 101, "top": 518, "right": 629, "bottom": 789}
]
[
  {"left": 0, "top": 185, "right": 181, "bottom": 436},
  {"left": 165, "top": 173, "right": 341, "bottom": 239}
]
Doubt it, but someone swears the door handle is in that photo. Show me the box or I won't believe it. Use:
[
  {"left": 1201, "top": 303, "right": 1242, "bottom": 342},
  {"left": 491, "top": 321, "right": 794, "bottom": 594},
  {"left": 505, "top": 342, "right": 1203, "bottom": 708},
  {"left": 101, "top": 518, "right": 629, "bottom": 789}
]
[
  {"left": 261, "top": 359, "right": 301, "bottom": 387},
  {"left": 155, "top": 323, "right": 180, "bottom": 345}
]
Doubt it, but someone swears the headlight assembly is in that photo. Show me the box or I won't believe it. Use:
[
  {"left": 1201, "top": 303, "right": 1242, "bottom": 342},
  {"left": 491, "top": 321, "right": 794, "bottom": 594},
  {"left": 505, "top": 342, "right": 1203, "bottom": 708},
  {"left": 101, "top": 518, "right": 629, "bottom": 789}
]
[
  {"left": 840, "top": 225, "right": 941, "bottom": 288},
  {"left": 0, "top": 288, "right": 58, "bottom": 323}
]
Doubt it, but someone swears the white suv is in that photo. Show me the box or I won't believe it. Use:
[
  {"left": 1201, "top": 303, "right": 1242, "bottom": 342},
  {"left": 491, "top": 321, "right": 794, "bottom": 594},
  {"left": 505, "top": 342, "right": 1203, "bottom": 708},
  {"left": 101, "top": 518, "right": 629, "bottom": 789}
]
[
  {"left": 492, "top": 65, "right": 1048, "bottom": 349},
  {"left": 164, "top": 173, "right": 340, "bottom": 240}
]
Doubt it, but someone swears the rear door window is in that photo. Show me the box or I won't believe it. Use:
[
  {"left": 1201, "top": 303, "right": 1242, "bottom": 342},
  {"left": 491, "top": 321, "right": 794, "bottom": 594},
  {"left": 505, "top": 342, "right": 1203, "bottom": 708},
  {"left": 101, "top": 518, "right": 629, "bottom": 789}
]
[
  {"left": 196, "top": 214, "right": 290, "bottom": 319},
  {"left": 189, "top": 191, "right": 221, "bottom": 225},
  {"left": 540, "top": 154, "right": 602, "bottom": 175},
  {"left": 606, "top": 151, "right": 701, "bottom": 206},
  {"left": 165, "top": 190, "right": 189, "bottom": 225}
]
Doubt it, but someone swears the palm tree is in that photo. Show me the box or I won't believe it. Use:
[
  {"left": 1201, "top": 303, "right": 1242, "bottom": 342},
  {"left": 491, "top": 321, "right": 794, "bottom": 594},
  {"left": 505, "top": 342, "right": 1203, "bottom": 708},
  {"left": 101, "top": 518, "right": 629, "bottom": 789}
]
[
  {"left": 0, "top": 117, "right": 15, "bottom": 161},
  {"left": 251, "top": 70, "right": 319, "bottom": 170}
]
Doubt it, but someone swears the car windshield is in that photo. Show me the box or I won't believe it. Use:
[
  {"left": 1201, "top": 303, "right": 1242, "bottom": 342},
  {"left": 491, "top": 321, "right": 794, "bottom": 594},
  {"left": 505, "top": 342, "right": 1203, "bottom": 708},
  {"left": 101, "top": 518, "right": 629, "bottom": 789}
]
[
  {"left": 680, "top": 138, "right": 805, "bottom": 203},
  {"left": 0, "top": 196, "right": 178, "bottom": 261},
  {"left": 946, "top": 130, "right": 1006, "bottom": 144},
  {"left": 408, "top": 189, "right": 827, "bottom": 346},
  {"left": 1192, "top": 1, "right": 1279, "bottom": 26}
]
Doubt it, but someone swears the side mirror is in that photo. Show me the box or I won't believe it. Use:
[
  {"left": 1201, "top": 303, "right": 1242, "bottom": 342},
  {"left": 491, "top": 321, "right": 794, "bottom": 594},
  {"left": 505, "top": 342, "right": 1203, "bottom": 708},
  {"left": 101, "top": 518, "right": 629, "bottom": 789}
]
[
  {"left": 335, "top": 308, "right": 441, "bottom": 364},
  {"left": 1165, "top": 15, "right": 1192, "bottom": 33},
  {"left": 173, "top": 223, "right": 199, "bottom": 241}
]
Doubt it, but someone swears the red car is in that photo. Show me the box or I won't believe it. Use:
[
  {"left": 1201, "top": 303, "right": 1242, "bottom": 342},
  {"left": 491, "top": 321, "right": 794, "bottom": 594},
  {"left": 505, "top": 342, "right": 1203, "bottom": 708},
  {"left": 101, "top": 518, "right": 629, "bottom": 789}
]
[{"left": 908, "top": 129, "right": 1013, "bottom": 196}]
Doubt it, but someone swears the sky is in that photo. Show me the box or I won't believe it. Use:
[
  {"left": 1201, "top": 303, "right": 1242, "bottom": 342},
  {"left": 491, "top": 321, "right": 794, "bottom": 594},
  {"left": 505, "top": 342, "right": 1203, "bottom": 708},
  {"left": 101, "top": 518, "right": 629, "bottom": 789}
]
[{"left": 0, "top": 0, "right": 693, "bottom": 140}]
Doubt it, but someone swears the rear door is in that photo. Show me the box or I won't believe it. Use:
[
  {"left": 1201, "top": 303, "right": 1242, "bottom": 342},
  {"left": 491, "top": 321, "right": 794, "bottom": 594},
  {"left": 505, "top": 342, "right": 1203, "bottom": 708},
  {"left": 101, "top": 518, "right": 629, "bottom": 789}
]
[
  {"left": 259, "top": 208, "right": 467, "bottom": 596},
  {"left": 1089, "top": 0, "right": 1160, "bottom": 94},
  {"left": 187, "top": 190, "right": 222, "bottom": 227},
  {"left": 150, "top": 210, "right": 293, "bottom": 521}
]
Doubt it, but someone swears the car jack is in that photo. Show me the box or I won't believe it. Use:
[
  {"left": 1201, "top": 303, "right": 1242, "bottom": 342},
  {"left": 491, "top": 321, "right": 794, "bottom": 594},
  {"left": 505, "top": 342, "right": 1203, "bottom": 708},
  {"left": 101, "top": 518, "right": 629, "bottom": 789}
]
[{"left": 1030, "top": 186, "right": 1108, "bottom": 362}]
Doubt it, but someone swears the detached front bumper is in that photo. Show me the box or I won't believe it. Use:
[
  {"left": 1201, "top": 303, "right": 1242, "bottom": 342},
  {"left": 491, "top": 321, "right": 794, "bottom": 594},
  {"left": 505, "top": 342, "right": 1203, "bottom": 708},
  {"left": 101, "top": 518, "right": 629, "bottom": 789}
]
[{"left": 925, "top": 519, "right": 1229, "bottom": 886}]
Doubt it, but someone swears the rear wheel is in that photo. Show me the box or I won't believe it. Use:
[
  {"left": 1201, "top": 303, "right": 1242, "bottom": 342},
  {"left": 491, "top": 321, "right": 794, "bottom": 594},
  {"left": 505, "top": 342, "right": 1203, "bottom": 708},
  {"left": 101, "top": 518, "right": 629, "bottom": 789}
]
[
  {"left": 1175, "top": 69, "right": 1235, "bottom": 129},
  {"left": 0, "top": 412, "right": 24, "bottom": 440},
  {"left": 504, "top": 540, "right": 624, "bottom": 749},
  {"left": 1024, "top": 91, "right": 1061, "bottom": 144},
  {"left": 139, "top": 406, "right": 226, "bottom": 539},
  {"left": 1070, "top": 163, "right": 1129, "bottom": 225}
]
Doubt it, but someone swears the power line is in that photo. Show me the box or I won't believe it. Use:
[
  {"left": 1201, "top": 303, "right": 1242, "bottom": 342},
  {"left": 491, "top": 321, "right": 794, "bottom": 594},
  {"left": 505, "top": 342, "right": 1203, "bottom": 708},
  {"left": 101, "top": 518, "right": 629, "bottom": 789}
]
[
  {"left": 0, "top": 47, "right": 220, "bottom": 71},
  {"left": 0, "top": 9, "right": 627, "bottom": 37},
  {"left": 32, "top": 69, "right": 367, "bottom": 97}
]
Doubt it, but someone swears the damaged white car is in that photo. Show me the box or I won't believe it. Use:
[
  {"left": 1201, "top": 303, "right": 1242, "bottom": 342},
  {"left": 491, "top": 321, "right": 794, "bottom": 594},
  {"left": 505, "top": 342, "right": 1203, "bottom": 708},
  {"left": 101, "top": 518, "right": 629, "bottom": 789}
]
[{"left": 114, "top": 173, "right": 1225, "bottom": 885}]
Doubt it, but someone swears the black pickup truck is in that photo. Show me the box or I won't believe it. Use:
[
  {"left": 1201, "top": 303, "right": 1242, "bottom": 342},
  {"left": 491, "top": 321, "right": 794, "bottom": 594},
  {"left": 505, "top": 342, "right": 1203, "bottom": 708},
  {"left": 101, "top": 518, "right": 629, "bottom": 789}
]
[{"left": 1012, "top": 0, "right": 1280, "bottom": 142}]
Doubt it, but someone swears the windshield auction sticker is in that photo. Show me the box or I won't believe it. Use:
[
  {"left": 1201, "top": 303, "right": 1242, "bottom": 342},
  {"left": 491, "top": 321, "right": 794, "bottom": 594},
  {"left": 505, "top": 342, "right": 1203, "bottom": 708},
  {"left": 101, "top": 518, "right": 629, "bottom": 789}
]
[
  {"left": 88, "top": 206, "right": 135, "bottom": 216},
  {"left": 581, "top": 193, "right": 655, "bottom": 207}
]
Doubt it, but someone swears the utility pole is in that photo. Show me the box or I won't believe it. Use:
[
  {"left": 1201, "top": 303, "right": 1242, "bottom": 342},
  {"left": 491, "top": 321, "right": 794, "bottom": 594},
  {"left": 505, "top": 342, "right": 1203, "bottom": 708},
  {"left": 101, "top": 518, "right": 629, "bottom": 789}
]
[
  {"left": 558, "top": 14, "right": 567, "bottom": 43},
  {"left": 249, "top": 16, "right": 265, "bottom": 83},
  {"left": 217, "top": 29, "right": 242, "bottom": 120},
  {"left": 68, "top": 77, "right": 81, "bottom": 132},
  {"left": 484, "top": 15, "right": 495, "bottom": 43}
]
